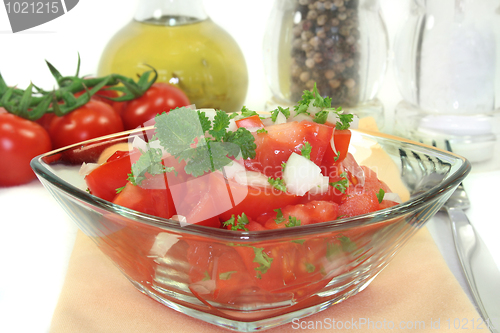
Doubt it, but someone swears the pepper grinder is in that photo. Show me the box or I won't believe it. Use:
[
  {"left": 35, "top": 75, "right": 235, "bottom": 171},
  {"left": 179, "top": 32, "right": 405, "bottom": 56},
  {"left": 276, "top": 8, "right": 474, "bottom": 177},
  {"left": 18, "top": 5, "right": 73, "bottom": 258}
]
[{"left": 263, "top": 0, "right": 389, "bottom": 129}]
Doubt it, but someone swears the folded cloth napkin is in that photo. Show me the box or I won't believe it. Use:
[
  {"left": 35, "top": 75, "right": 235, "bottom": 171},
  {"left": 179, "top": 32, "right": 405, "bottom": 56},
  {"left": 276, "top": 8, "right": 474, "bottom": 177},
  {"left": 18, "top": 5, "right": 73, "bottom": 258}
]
[{"left": 50, "top": 227, "right": 482, "bottom": 333}]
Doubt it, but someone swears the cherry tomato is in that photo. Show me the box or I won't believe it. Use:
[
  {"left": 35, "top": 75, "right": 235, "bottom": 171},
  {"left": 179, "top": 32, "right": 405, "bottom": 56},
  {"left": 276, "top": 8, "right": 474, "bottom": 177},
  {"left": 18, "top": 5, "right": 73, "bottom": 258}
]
[
  {"left": 48, "top": 100, "right": 124, "bottom": 150},
  {"left": 121, "top": 83, "right": 191, "bottom": 130},
  {"left": 0, "top": 111, "right": 52, "bottom": 186}
]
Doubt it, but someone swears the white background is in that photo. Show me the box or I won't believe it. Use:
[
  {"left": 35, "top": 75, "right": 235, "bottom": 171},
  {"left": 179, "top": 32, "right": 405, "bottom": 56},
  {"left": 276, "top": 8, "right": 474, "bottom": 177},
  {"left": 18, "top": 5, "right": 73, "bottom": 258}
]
[{"left": 1, "top": 1, "right": 499, "bottom": 333}]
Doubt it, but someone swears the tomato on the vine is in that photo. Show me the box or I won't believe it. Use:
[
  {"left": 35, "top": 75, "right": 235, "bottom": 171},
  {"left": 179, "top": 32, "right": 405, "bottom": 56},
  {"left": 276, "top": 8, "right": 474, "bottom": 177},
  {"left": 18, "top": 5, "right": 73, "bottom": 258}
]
[
  {"left": 74, "top": 87, "right": 124, "bottom": 115},
  {"left": 120, "top": 83, "right": 190, "bottom": 130},
  {"left": 48, "top": 100, "right": 124, "bottom": 150},
  {"left": 0, "top": 110, "right": 52, "bottom": 187}
]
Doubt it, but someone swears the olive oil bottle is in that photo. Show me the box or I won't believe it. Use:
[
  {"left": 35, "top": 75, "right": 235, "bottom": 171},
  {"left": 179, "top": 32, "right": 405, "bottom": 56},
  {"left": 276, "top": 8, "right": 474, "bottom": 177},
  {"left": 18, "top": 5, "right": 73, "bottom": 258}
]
[{"left": 98, "top": 0, "right": 248, "bottom": 112}]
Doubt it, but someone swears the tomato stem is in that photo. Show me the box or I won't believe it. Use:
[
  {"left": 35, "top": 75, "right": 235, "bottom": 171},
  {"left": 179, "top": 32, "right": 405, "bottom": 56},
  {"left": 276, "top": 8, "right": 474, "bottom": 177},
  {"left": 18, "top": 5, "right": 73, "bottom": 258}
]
[{"left": 0, "top": 57, "right": 158, "bottom": 120}]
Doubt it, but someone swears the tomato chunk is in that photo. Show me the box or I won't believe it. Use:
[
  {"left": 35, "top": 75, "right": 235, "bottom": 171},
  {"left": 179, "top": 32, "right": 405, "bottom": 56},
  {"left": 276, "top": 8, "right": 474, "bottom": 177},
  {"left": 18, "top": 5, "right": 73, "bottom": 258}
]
[
  {"left": 235, "top": 115, "right": 265, "bottom": 129},
  {"left": 244, "top": 121, "right": 334, "bottom": 178},
  {"left": 85, "top": 149, "right": 140, "bottom": 202}
]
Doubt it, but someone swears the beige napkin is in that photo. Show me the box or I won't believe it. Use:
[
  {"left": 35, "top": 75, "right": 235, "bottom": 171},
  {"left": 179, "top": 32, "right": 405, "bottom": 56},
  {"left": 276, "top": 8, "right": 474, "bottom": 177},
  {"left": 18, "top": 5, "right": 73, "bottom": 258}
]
[{"left": 50, "top": 227, "right": 482, "bottom": 333}]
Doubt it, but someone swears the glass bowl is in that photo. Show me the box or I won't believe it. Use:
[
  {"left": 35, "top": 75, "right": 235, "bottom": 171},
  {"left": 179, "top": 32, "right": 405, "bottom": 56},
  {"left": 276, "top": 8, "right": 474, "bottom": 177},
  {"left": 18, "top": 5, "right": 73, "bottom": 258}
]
[{"left": 31, "top": 127, "right": 469, "bottom": 331}]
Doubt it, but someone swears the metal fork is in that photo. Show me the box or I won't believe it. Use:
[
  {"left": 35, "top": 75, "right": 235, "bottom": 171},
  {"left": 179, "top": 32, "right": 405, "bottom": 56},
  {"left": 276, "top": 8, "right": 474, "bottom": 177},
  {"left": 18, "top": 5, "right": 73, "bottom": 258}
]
[{"left": 437, "top": 140, "right": 500, "bottom": 333}]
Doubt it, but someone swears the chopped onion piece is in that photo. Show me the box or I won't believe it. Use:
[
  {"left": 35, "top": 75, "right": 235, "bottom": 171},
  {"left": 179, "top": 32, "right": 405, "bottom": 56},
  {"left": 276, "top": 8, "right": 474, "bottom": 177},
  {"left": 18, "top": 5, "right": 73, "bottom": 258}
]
[
  {"left": 78, "top": 162, "right": 100, "bottom": 176},
  {"left": 148, "top": 232, "right": 180, "bottom": 258},
  {"left": 327, "top": 112, "right": 339, "bottom": 125},
  {"left": 261, "top": 117, "right": 274, "bottom": 127},
  {"left": 329, "top": 132, "right": 337, "bottom": 156},
  {"left": 234, "top": 171, "right": 271, "bottom": 188},
  {"left": 290, "top": 113, "right": 314, "bottom": 123},
  {"left": 222, "top": 161, "right": 246, "bottom": 179},
  {"left": 274, "top": 111, "right": 287, "bottom": 125},
  {"left": 341, "top": 153, "right": 365, "bottom": 187},
  {"left": 307, "top": 101, "right": 321, "bottom": 115},
  {"left": 283, "top": 153, "right": 324, "bottom": 196},
  {"left": 245, "top": 126, "right": 265, "bottom": 133},
  {"left": 131, "top": 136, "right": 164, "bottom": 152},
  {"left": 190, "top": 280, "right": 216, "bottom": 295},
  {"left": 383, "top": 192, "right": 402, "bottom": 204},
  {"left": 307, "top": 176, "right": 330, "bottom": 195}
]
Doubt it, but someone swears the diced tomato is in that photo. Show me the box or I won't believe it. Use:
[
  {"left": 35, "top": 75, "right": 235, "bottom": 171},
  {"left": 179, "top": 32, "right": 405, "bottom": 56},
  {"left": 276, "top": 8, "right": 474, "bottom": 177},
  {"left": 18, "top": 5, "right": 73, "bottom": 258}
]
[
  {"left": 235, "top": 115, "right": 265, "bottom": 129},
  {"left": 186, "top": 240, "right": 258, "bottom": 304},
  {"left": 360, "top": 166, "right": 392, "bottom": 194},
  {"left": 211, "top": 174, "right": 301, "bottom": 222},
  {"left": 338, "top": 190, "right": 380, "bottom": 218},
  {"left": 320, "top": 129, "right": 351, "bottom": 178},
  {"left": 263, "top": 201, "right": 339, "bottom": 229},
  {"left": 112, "top": 174, "right": 177, "bottom": 220},
  {"left": 244, "top": 121, "right": 334, "bottom": 178},
  {"left": 85, "top": 149, "right": 141, "bottom": 202}
]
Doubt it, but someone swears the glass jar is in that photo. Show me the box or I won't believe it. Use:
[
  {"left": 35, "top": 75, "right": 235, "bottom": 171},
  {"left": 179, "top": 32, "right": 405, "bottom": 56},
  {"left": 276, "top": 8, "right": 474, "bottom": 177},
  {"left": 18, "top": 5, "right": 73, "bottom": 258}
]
[
  {"left": 97, "top": 0, "right": 248, "bottom": 112},
  {"left": 263, "top": 0, "right": 389, "bottom": 128},
  {"left": 393, "top": 0, "right": 500, "bottom": 171}
]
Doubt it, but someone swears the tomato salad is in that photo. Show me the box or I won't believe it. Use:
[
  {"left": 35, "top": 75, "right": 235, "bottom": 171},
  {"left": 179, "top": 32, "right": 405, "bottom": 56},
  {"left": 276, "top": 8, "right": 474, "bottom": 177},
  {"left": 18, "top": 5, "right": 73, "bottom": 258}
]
[
  {"left": 84, "top": 87, "right": 400, "bottom": 230},
  {"left": 81, "top": 86, "right": 403, "bottom": 305}
]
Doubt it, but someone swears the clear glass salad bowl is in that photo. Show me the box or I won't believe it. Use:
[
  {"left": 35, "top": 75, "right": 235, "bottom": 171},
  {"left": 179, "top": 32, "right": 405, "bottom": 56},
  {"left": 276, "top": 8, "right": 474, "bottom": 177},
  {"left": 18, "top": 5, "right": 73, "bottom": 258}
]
[{"left": 31, "top": 127, "right": 469, "bottom": 331}]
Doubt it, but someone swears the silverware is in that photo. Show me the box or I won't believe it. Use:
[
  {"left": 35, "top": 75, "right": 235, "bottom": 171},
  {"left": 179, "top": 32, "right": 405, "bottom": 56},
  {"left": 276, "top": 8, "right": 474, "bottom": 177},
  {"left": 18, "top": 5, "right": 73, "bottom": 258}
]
[{"left": 438, "top": 140, "right": 500, "bottom": 333}]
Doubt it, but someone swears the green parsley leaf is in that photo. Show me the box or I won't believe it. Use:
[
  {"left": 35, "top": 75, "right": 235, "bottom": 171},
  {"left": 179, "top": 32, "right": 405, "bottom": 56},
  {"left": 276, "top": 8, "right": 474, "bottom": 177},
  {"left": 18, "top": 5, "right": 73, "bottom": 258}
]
[
  {"left": 219, "top": 271, "right": 237, "bottom": 280},
  {"left": 197, "top": 110, "right": 212, "bottom": 133},
  {"left": 313, "top": 110, "right": 329, "bottom": 124},
  {"left": 115, "top": 186, "right": 126, "bottom": 194},
  {"left": 240, "top": 106, "right": 259, "bottom": 118},
  {"left": 223, "top": 128, "right": 257, "bottom": 160},
  {"left": 294, "top": 89, "right": 314, "bottom": 115},
  {"left": 152, "top": 108, "right": 256, "bottom": 177},
  {"left": 305, "top": 262, "right": 316, "bottom": 273},
  {"left": 128, "top": 147, "right": 175, "bottom": 185},
  {"left": 285, "top": 216, "right": 301, "bottom": 228},
  {"left": 202, "top": 271, "right": 211, "bottom": 281},
  {"left": 339, "top": 236, "right": 357, "bottom": 252},
  {"left": 376, "top": 188, "right": 385, "bottom": 203},
  {"left": 300, "top": 141, "right": 312, "bottom": 160},
  {"left": 268, "top": 177, "right": 287, "bottom": 192},
  {"left": 326, "top": 242, "right": 341, "bottom": 260},
  {"left": 209, "top": 111, "right": 230, "bottom": 141},
  {"left": 271, "top": 106, "right": 290, "bottom": 122},
  {"left": 336, "top": 113, "right": 354, "bottom": 130},
  {"left": 291, "top": 239, "right": 306, "bottom": 244},
  {"left": 223, "top": 213, "right": 250, "bottom": 231},
  {"left": 329, "top": 172, "right": 349, "bottom": 193},
  {"left": 274, "top": 208, "right": 286, "bottom": 224},
  {"left": 155, "top": 107, "right": 204, "bottom": 156},
  {"left": 252, "top": 247, "right": 273, "bottom": 278},
  {"left": 256, "top": 128, "right": 268, "bottom": 134}
]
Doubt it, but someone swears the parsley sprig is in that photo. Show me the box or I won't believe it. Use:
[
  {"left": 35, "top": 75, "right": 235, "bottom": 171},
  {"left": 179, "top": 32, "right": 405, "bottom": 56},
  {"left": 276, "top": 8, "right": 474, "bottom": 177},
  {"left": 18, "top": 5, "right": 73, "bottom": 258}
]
[
  {"left": 153, "top": 107, "right": 257, "bottom": 177},
  {"left": 223, "top": 213, "right": 250, "bottom": 231},
  {"left": 329, "top": 172, "right": 349, "bottom": 193},
  {"left": 294, "top": 83, "right": 353, "bottom": 130}
]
